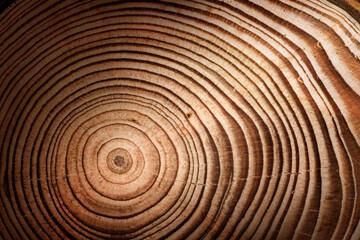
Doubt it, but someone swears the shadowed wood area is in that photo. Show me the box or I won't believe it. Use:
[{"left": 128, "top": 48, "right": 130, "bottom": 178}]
[{"left": 1, "top": 0, "right": 360, "bottom": 239}]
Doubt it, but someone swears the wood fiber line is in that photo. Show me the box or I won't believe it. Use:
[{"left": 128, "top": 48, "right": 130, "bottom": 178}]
[{"left": 1, "top": 0, "right": 360, "bottom": 239}]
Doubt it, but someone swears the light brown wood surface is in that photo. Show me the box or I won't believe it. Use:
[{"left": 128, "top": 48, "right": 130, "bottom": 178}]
[{"left": 1, "top": 0, "right": 360, "bottom": 239}]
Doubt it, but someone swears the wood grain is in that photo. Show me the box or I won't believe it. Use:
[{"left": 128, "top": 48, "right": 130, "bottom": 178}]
[{"left": 1, "top": 0, "right": 360, "bottom": 239}]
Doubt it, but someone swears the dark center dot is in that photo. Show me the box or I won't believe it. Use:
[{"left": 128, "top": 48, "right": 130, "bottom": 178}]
[{"left": 114, "top": 155, "right": 125, "bottom": 166}]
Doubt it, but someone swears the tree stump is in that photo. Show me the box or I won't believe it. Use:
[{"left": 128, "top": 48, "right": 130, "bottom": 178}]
[{"left": 1, "top": 0, "right": 360, "bottom": 239}]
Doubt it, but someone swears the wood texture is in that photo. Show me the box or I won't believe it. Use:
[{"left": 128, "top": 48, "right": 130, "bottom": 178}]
[{"left": 1, "top": 0, "right": 360, "bottom": 239}]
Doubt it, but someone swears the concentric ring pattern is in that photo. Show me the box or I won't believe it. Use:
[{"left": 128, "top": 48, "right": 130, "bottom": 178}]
[{"left": 1, "top": 0, "right": 360, "bottom": 239}]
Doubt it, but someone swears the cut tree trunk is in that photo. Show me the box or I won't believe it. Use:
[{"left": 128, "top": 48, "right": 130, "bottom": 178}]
[{"left": 1, "top": 0, "right": 360, "bottom": 239}]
